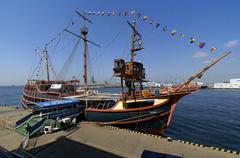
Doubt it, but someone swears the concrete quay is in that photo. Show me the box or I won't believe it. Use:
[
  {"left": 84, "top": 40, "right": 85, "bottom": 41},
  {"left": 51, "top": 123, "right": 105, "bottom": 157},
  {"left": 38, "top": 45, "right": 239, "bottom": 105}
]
[{"left": 0, "top": 106, "right": 239, "bottom": 158}]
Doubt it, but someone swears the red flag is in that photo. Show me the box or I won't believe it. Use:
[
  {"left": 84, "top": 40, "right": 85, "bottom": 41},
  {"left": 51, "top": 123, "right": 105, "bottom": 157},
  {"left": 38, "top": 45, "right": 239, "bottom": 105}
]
[{"left": 210, "top": 47, "right": 217, "bottom": 52}]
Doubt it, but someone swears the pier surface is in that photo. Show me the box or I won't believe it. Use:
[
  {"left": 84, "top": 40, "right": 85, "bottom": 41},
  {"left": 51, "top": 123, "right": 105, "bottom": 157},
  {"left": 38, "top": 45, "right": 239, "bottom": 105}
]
[
  {"left": 0, "top": 106, "right": 239, "bottom": 158},
  {"left": 0, "top": 106, "right": 30, "bottom": 130}
]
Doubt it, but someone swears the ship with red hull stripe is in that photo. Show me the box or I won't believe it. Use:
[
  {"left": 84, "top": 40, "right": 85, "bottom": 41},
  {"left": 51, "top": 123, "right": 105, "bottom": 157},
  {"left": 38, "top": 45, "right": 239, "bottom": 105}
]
[{"left": 21, "top": 11, "right": 231, "bottom": 135}]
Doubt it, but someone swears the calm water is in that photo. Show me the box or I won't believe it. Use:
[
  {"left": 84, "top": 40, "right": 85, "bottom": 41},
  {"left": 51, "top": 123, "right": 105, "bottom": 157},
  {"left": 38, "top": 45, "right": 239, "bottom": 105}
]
[{"left": 0, "top": 86, "right": 239, "bottom": 151}]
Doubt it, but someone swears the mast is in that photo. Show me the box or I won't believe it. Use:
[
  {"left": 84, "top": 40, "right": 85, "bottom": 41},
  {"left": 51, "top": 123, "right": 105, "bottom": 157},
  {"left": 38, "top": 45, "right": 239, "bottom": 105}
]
[
  {"left": 130, "top": 20, "right": 136, "bottom": 62},
  {"left": 44, "top": 48, "right": 50, "bottom": 81},
  {"left": 64, "top": 11, "right": 100, "bottom": 93},
  {"left": 66, "top": 11, "right": 101, "bottom": 93},
  {"left": 81, "top": 20, "right": 88, "bottom": 92},
  {"left": 35, "top": 47, "right": 50, "bottom": 81}
]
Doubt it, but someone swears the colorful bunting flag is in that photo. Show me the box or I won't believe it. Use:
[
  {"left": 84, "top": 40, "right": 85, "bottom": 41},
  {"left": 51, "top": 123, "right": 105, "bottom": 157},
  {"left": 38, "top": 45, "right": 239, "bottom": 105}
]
[
  {"left": 88, "top": 11, "right": 91, "bottom": 15},
  {"left": 131, "top": 10, "right": 136, "bottom": 15},
  {"left": 101, "top": 12, "right": 105, "bottom": 16},
  {"left": 97, "top": 11, "right": 100, "bottom": 15},
  {"left": 199, "top": 42, "right": 206, "bottom": 48},
  {"left": 189, "top": 37, "right": 196, "bottom": 44},
  {"left": 137, "top": 13, "right": 142, "bottom": 19},
  {"left": 163, "top": 25, "right": 168, "bottom": 32},
  {"left": 179, "top": 33, "right": 185, "bottom": 38},
  {"left": 107, "top": 12, "right": 111, "bottom": 16},
  {"left": 124, "top": 11, "right": 128, "bottom": 16},
  {"left": 112, "top": 11, "right": 116, "bottom": 16},
  {"left": 149, "top": 19, "right": 154, "bottom": 24},
  {"left": 171, "top": 29, "right": 177, "bottom": 36},
  {"left": 155, "top": 23, "right": 160, "bottom": 28},
  {"left": 143, "top": 16, "right": 148, "bottom": 20},
  {"left": 118, "top": 11, "right": 121, "bottom": 16},
  {"left": 210, "top": 47, "right": 217, "bottom": 52}
]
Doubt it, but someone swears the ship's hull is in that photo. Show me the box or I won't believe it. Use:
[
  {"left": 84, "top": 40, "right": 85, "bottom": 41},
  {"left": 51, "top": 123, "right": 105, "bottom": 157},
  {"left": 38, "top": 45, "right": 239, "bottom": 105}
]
[{"left": 85, "top": 93, "right": 186, "bottom": 135}]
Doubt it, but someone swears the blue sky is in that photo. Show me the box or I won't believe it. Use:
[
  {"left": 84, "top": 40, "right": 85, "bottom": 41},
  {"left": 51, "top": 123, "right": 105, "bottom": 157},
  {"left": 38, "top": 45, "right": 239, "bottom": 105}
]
[{"left": 0, "top": 0, "right": 239, "bottom": 85}]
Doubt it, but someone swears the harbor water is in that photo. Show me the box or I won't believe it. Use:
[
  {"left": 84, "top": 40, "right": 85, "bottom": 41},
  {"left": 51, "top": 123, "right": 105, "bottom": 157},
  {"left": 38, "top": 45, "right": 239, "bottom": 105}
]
[{"left": 0, "top": 86, "right": 239, "bottom": 151}]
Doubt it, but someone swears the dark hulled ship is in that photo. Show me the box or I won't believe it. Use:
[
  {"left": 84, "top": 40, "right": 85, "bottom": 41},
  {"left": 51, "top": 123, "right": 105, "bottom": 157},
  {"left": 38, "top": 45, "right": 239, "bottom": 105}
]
[{"left": 21, "top": 11, "right": 231, "bottom": 134}]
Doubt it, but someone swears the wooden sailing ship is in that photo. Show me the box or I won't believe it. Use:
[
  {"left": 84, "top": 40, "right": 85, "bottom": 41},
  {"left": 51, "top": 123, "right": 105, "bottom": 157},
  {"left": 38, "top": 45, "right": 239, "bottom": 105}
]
[
  {"left": 21, "top": 11, "right": 100, "bottom": 111},
  {"left": 84, "top": 20, "right": 231, "bottom": 135},
  {"left": 21, "top": 11, "right": 231, "bottom": 135}
]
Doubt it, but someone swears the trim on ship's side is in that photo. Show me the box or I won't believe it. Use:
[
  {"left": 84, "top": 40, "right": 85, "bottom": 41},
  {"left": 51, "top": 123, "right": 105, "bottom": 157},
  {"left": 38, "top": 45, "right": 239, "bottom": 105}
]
[{"left": 98, "top": 110, "right": 171, "bottom": 125}]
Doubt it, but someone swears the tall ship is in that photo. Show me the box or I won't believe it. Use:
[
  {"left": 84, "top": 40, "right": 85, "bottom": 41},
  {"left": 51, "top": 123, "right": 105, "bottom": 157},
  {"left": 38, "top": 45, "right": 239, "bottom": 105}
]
[
  {"left": 21, "top": 11, "right": 99, "bottom": 111},
  {"left": 21, "top": 11, "right": 231, "bottom": 134}
]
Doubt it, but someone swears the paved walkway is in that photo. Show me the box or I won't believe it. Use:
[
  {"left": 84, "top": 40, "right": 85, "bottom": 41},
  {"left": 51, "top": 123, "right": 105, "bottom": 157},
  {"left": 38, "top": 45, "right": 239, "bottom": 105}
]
[{"left": 30, "top": 122, "right": 240, "bottom": 158}]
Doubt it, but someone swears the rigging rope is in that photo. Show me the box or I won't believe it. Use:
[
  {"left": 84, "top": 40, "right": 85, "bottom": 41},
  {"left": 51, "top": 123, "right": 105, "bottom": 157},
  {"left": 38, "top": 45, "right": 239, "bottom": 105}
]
[{"left": 57, "top": 38, "right": 81, "bottom": 80}]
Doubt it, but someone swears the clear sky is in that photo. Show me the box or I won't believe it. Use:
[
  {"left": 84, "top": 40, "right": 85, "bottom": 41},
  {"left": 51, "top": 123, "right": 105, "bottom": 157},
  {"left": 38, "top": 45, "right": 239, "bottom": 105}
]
[{"left": 0, "top": 0, "right": 239, "bottom": 85}]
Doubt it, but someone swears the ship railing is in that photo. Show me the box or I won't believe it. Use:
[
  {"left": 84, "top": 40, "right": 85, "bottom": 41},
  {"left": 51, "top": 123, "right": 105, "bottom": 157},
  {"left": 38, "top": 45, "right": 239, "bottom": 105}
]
[
  {"left": 23, "top": 89, "right": 62, "bottom": 100},
  {"left": 120, "top": 84, "right": 198, "bottom": 99},
  {"left": 160, "top": 84, "right": 199, "bottom": 95},
  {"left": 26, "top": 80, "right": 79, "bottom": 85}
]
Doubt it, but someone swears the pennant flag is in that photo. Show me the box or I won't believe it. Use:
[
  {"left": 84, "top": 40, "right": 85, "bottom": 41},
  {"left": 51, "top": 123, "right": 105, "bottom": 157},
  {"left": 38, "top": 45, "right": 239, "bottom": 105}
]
[
  {"left": 199, "top": 42, "right": 206, "bottom": 48},
  {"left": 137, "top": 13, "right": 142, "bottom": 19},
  {"left": 189, "top": 37, "right": 196, "bottom": 44},
  {"left": 92, "top": 12, "right": 95, "bottom": 15},
  {"left": 179, "top": 33, "right": 185, "bottom": 38},
  {"left": 84, "top": 11, "right": 88, "bottom": 15},
  {"left": 107, "top": 12, "right": 111, "bottom": 16},
  {"left": 143, "top": 16, "right": 148, "bottom": 20},
  {"left": 131, "top": 10, "right": 136, "bottom": 15},
  {"left": 101, "top": 12, "right": 105, "bottom": 16},
  {"left": 149, "top": 19, "right": 154, "bottom": 24},
  {"left": 124, "top": 11, "right": 128, "bottom": 16},
  {"left": 88, "top": 11, "right": 91, "bottom": 15},
  {"left": 118, "top": 11, "right": 121, "bottom": 16},
  {"left": 210, "top": 47, "right": 217, "bottom": 52},
  {"left": 97, "top": 11, "right": 100, "bottom": 15},
  {"left": 163, "top": 25, "right": 168, "bottom": 32},
  {"left": 171, "top": 29, "right": 177, "bottom": 36},
  {"left": 155, "top": 23, "right": 160, "bottom": 28},
  {"left": 112, "top": 11, "right": 116, "bottom": 16}
]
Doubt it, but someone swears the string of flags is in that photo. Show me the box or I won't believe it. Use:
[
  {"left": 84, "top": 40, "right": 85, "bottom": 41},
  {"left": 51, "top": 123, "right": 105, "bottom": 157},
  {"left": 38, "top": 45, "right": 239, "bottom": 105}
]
[
  {"left": 43, "top": 16, "right": 79, "bottom": 48},
  {"left": 82, "top": 10, "right": 218, "bottom": 52},
  {"left": 43, "top": 10, "right": 218, "bottom": 54}
]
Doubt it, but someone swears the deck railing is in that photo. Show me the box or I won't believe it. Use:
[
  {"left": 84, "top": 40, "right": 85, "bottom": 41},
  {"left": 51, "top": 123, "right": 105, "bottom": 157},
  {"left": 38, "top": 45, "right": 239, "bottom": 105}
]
[
  {"left": 23, "top": 89, "right": 62, "bottom": 100},
  {"left": 120, "top": 84, "right": 199, "bottom": 100}
]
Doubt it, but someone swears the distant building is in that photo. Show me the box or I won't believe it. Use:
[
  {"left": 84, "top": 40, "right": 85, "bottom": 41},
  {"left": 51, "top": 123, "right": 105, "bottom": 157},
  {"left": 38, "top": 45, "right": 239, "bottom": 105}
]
[{"left": 213, "top": 79, "right": 240, "bottom": 89}]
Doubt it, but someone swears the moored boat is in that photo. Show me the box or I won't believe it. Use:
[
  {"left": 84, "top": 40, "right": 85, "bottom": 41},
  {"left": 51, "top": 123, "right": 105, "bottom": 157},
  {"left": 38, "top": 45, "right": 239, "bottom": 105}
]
[
  {"left": 84, "top": 19, "right": 231, "bottom": 135},
  {"left": 21, "top": 11, "right": 231, "bottom": 135}
]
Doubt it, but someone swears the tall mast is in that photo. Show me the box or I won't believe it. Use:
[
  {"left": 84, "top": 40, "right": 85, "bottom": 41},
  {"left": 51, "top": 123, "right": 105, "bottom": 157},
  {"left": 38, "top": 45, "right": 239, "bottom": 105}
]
[
  {"left": 130, "top": 20, "right": 136, "bottom": 62},
  {"left": 81, "top": 20, "right": 88, "bottom": 92},
  {"left": 44, "top": 48, "right": 50, "bottom": 81},
  {"left": 65, "top": 11, "right": 100, "bottom": 93},
  {"left": 127, "top": 20, "right": 143, "bottom": 62}
]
